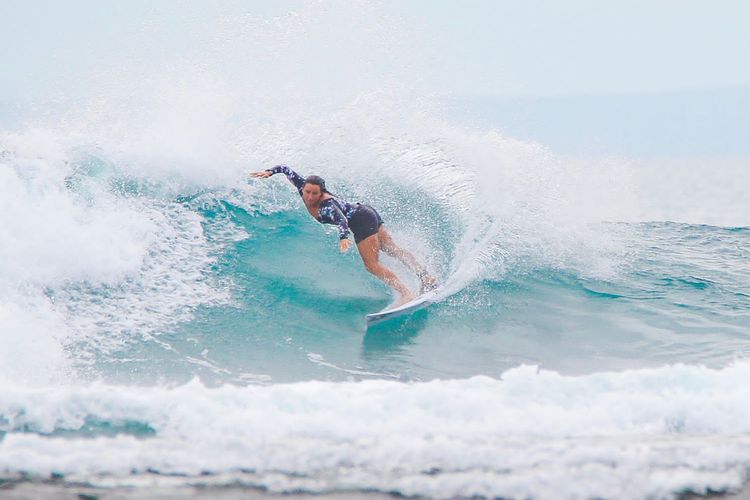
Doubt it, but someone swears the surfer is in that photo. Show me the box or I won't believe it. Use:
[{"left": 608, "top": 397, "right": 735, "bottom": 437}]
[{"left": 250, "top": 165, "right": 437, "bottom": 305}]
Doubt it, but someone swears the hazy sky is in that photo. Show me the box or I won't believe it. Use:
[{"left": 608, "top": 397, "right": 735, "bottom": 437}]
[
  {"left": 1, "top": 0, "right": 749, "bottom": 100},
  {"left": 393, "top": 0, "right": 750, "bottom": 96}
]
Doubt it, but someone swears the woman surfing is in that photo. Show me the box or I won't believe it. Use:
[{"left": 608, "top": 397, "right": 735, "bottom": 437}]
[{"left": 250, "top": 165, "right": 437, "bottom": 305}]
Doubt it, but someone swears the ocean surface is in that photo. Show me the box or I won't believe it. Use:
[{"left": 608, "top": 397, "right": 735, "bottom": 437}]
[{"left": 2, "top": 4, "right": 750, "bottom": 499}]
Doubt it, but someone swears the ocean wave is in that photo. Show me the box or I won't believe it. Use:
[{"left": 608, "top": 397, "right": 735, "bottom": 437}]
[
  {"left": 2, "top": 362, "right": 750, "bottom": 498},
  {"left": 2, "top": 2, "right": 748, "bottom": 498}
]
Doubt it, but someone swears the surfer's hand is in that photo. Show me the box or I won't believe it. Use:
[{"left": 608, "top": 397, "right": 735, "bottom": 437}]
[
  {"left": 250, "top": 170, "right": 272, "bottom": 178},
  {"left": 339, "top": 239, "right": 351, "bottom": 253}
]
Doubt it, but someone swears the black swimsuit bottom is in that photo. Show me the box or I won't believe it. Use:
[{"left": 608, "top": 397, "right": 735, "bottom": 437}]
[{"left": 348, "top": 204, "right": 384, "bottom": 244}]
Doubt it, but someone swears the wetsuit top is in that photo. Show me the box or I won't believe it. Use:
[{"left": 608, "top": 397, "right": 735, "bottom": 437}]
[{"left": 267, "top": 165, "right": 357, "bottom": 240}]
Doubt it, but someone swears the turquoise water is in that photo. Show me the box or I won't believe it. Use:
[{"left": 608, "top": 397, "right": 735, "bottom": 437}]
[
  {"left": 2, "top": 135, "right": 749, "bottom": 499},
  {"left": 76, "top": 198, "right": 750, "bottom": 387},
  {"left": 2, "top": 3, "right": 750, "bottom": 498},
  {"left": 3, "top": 136, "right": 750, "bottom": 500},
  {"left": 3, "top": 92, "right": 750, "bottom": 500}
]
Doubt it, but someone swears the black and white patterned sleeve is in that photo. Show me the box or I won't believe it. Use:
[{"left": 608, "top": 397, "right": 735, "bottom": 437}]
[
  {"left": 319, "top": 203, "right": 350, "bottom": 240},
  {"left": 267, "top": 165, "right": 306, "bottom": 193}
]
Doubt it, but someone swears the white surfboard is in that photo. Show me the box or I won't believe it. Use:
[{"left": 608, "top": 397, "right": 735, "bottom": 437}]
[{"left": 366, "top": 287, "right": 442, "bottom": 326}]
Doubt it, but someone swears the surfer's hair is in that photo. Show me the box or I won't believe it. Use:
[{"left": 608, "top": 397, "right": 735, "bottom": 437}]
[{"left": 303, "top": 175, "right": 328, "bottom": 193}]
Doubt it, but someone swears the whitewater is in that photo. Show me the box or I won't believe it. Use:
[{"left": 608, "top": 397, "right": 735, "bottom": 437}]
[{"left": 1, "top": 3, "right": 749, "bottom": 499}]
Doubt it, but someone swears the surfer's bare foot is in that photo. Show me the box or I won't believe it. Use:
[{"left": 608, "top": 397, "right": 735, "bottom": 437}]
[
  {"left": 395, "top": 292, "right": 416, "bottom": 307},
  {"left": 418, "top": 273, "right": 438, "bottom": 294}
]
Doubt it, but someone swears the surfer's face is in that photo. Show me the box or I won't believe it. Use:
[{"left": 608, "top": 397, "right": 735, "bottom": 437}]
[{"left": 302, "top": 183, "right": 324, "bottom": 205}]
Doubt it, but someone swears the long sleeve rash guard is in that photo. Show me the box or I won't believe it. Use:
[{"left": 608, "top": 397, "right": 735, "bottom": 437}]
[{"left": 267, "top": 165, "right": 358, "bottom": 240}]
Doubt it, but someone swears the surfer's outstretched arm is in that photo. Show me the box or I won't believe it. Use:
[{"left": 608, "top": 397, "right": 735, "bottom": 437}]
[{"left": 251, "top": 165, "right": 306, "bottom": 193}]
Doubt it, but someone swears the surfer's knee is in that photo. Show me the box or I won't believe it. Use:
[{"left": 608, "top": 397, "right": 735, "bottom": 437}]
[
  {"left": 379, "top": 237, "right": 401, "bottom": 256},
  {"left": 377, "top": 228, "right": 393, "bottom": 247}
]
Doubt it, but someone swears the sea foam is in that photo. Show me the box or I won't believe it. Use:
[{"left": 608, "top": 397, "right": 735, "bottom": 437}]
[{"left": 2, "top": 362, "right": 750, "bottom": 498}]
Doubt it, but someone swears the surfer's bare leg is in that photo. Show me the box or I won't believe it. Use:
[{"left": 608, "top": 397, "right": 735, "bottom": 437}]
[
  {"left": 357, "top": 234, "right": 415, "bottom": 305},
  {"left": 377, "top": 227, "right": 437, "bottom": 293}
]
